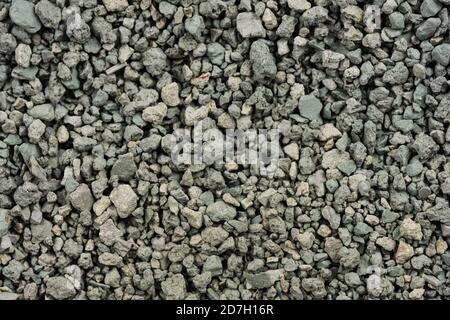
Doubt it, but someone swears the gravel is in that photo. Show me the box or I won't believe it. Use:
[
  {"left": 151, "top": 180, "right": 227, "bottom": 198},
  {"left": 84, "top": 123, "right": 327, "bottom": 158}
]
[{"left": 0, "top": 0, "right": 449, "bottom": 301}]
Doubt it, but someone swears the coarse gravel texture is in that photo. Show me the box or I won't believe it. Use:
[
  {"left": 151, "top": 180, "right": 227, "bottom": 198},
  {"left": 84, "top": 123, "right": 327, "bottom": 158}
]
[{"left": 0, "top": 0, "right": 450, "bottom": 301}]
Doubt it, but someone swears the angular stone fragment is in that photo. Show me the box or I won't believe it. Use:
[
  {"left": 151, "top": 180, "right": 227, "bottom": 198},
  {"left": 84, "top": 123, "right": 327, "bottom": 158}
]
[
  {"left": 142, "top": 48, "right": 168, "bottom": 76},
  {"left": 31, "top": 219, "right": 52, "bottom": 243},
  {"left": 302, "top": 6, "right": 329, "bottom": 26},
  {"left": 276, "top": 15, "right": 297, "bottom": 38},
  {"left": 102, "top": 0, "right": 129, "bottom": 12},
  {"left": 411, "top": 133, "right": 439, "bottom": 160},
  {"left": 0, "top": 209, "right": 10, "bottom": 238},
  {"left": 297, "top": 231, "right": 315, "bottom": 249},
  {"left": 111, "top": 153, "right": 137, "bottom": 181},
  {"left": 110, "top": 184, "right": 138, "bottom": 218},
  {"left": 9, "top": 0, "right": 42, "bottom": 33},
  {"left": 185, "top": 15, "right": 205, "bottom": 39},
  {"left": 319, "top": 123, "right": 342, "bottom": 141},
  {"left": 181, "top": 207, "right": 203, "bottom": 229},
  {"left": 249, "top": 40, "right": 276, "bottom": 82},
  {"left": 66, "top": 13, "right": 91, "bottom": 44},
  {"left": 382, "top": 62, "right": 409, "bottom": 84},
  {"left": 288, "top": 0, "right": 311, "bottom": 12},
  {"left": 321, "top": 206, "right": 340, "bottom": 230},
  {"left": 395, "top": 240, "right": 414, "bottom": 264},
  {"left": 46, "top": 276, "right": 76, "bottom": 300},
  {"left": 420, "top": 0, "right": 442, "bottom": 17},
  {"left": 321, "top": 149, "right": 350, "bottom": 169},
  {"left": 203, "top": 255, "right": 223, "bottom": 276},
  {"left": 322, "top": 50, "right": 345, "bottom": 69},
  {"left": 245, "top": 269, "right": 282, "bottom": 289},
  {"left": 73, "top": 137, "right": 97, "bottom": 151},
  {"left": 0, "top": 33, "right": 17, "bottom": 55},
  {"left": 99, "top": 252, "right": 123, "bottom": 266},
  {"left": 70, "top": 184, "right": 94, "bottom": 211},
  {"left": 35, "top": 0, "right": 62, "bottom": 29},
  {"left": 282, "top": 143, "right": 299, "bottom": 160},
  {"left": 161, "top": 274, "right": 187, "bottom": 300},
  {"left": 15, "top": 44, "right": 32, "bottom": 68},
  {"left": 432, "top": 44, "right": 450, "bottom": 66},
  {"left": 14, "top": 182, "right": 42, "bottom": 207},
  {"left": 201, "top": 227, "right": 229, "bottom": 246},
  {"left": 262, "top": 9, "right": 278, "bottom": 30},
  {"left": 161, "top": 82, "right": 180, "bottom": 107},
  {"left": 206, "top": 201, "right": 237, "bottom": 222},
  {"left": 28, "top": 104, "right": 55, "bottom": 122},
  {"left": 376, "top": 237, "right": 396, "bottom": 251},
  {"left": 28, "top": 119, "right": 46, "bottom": 141},
  {"left": 99, "top": 219, "right": 122, "bottom": 246},
  {"left": 324, "top": 237, "right": 343, "bottom": 262},
  {"left": 236, "top": 13, "right": 266, "bottom": 38},
  {"left": 142, "top": 103, "right": 168, "bottom": 124},
  {"left": 298, "top": 94, "right": 323, "bottom": 121},
  {"left": 399, "top": 218, "right": 423, "bottom": 241},
  {"left": 416, "top": 18, "right": 441, "bottom": 40},
  {"left": 302, "top": 278, "right": 327, "bottom": 298}
]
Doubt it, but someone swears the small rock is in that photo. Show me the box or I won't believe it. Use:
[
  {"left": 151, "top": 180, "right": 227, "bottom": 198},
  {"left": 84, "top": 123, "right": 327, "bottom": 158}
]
[
  {"left": 395, "top": 240, "right": 415, "bottom": 264},
  {"left": 99, "top": 219, "right": 122, "bottom": 246},
  {"left": 249, "top": 40, "right": 277, "bottom": 82},
  {"left": 203, "top": 255, "right": 223, "bottom": 276},
  {"left": 0, "top": 209, "right": 10, "bottom": 238},
  {"left": 420, "top": 0, "right": 442, "bottom": 17},
  {"left": 102, "top": 0, "right": 129, "bottom": 12},
  {"left": 35, "top": 0, "right": 62, "bottom": 29},
  {"left": 236, "top": 12, "right": 266, "bottom": 38},
  {"left": 142, "top": 48, "right": 168, "bottom": 76},
  {"left": 319, "top": 123, "right": 342, "bottom": 141},
  {"left": 302, "top": 278, "right": 327, "bottom": 298},
  {"left": 246, "top": 270, "right": 282, "bottom": 289},
  {"left": 70, "top": 184, "right": 94, "bottom": 212},
  {"left": 161, "top": 274, "right": 187, "bottom": 300},
  {"left": 142, "top": 103, "right": 168, "bottom": 124},
  {"left": 287, "top": 0, "right": 311, "bottom": 12},
  {"left": 399, "top": 218, "right": 423, "bottom": 241},
  {"left": 31, "top": 219, "right": 52, "bottom": 243},
  {"left": 9, "top": 0, "right": 42, "bottom": 33},
  {"left": 416, "top": 18, "right": 441, "bottom": 40},
  {"left": 14, "top": 182, "right": 42, "bottom": 207},
  {"left": 262, "top": 9, "right": 278, "bottom": 30},
  {"left": 28, "top": 104, "right": 55, "bottom": 122},
  {"left": 207, "top": 42, "right": 225, "bottom": 65},
  {"left": 299, "top": 94, "right": 323, "bottom": 121},
  {"left": 161, "top": 83, "right": 180, "bottom": 107},
  {"left": 111, "top": 153, "right": 137, "bottom": 182},
  {"left": 15, "top": 44, "right": 32, "bottom": 68},
  {"left": 206, "top": 201, "right": 237, "bottom": 222},
  {"left": 66, "top": 12, "right": 91, "bottom": 44},
  {"left": 432, "top": 44, "right": 450, "bottom": 66},
  {"left": 46, "top": 277, "right": 76, "bottom": 299},
  {"left": 98, "top": 252, "right": 123, "bottom": 266},
  {"left": 110, "top": 184, "right": 138, "bottom": 218},
  {"left": 284, "top": 143, "right": 299, "bottom": 160}
]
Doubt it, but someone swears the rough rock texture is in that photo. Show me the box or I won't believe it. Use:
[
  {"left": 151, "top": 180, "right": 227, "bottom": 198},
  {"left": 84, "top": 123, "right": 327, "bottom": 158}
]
[{"left": 0, "top": 0, "right": 449, "bottom": 302}]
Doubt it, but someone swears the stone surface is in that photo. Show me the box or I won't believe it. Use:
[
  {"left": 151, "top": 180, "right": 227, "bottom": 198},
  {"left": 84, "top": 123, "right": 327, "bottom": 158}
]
[
  {"left": 46, "top": 276, "right": 77, "bottom": 299},
  {"left": 102, "top": 0, "right": 129, "bottom": 12},
  {"left": 142, "top": 103, "right": 168, "bottom": 124},
  {"left": 299, "top": 94, "right": 323, "bottom": 121},
  {"left": 110, "top": 184, "right": 138, "bottom": 218},
  {"left": 206, "top": 201, "right": 237, "bottom": 222},
  {"left": 9, "top": 0, "right": 42, "bottom": 33},
  {"left": 35, "top": 0, "right": 62, "bottom": 29},
  {"left": 70, "top": 184, "right": 94, "bottom": 211},
  {"left": 236, "top": 13, "right": 266, "bottom": 38}
]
